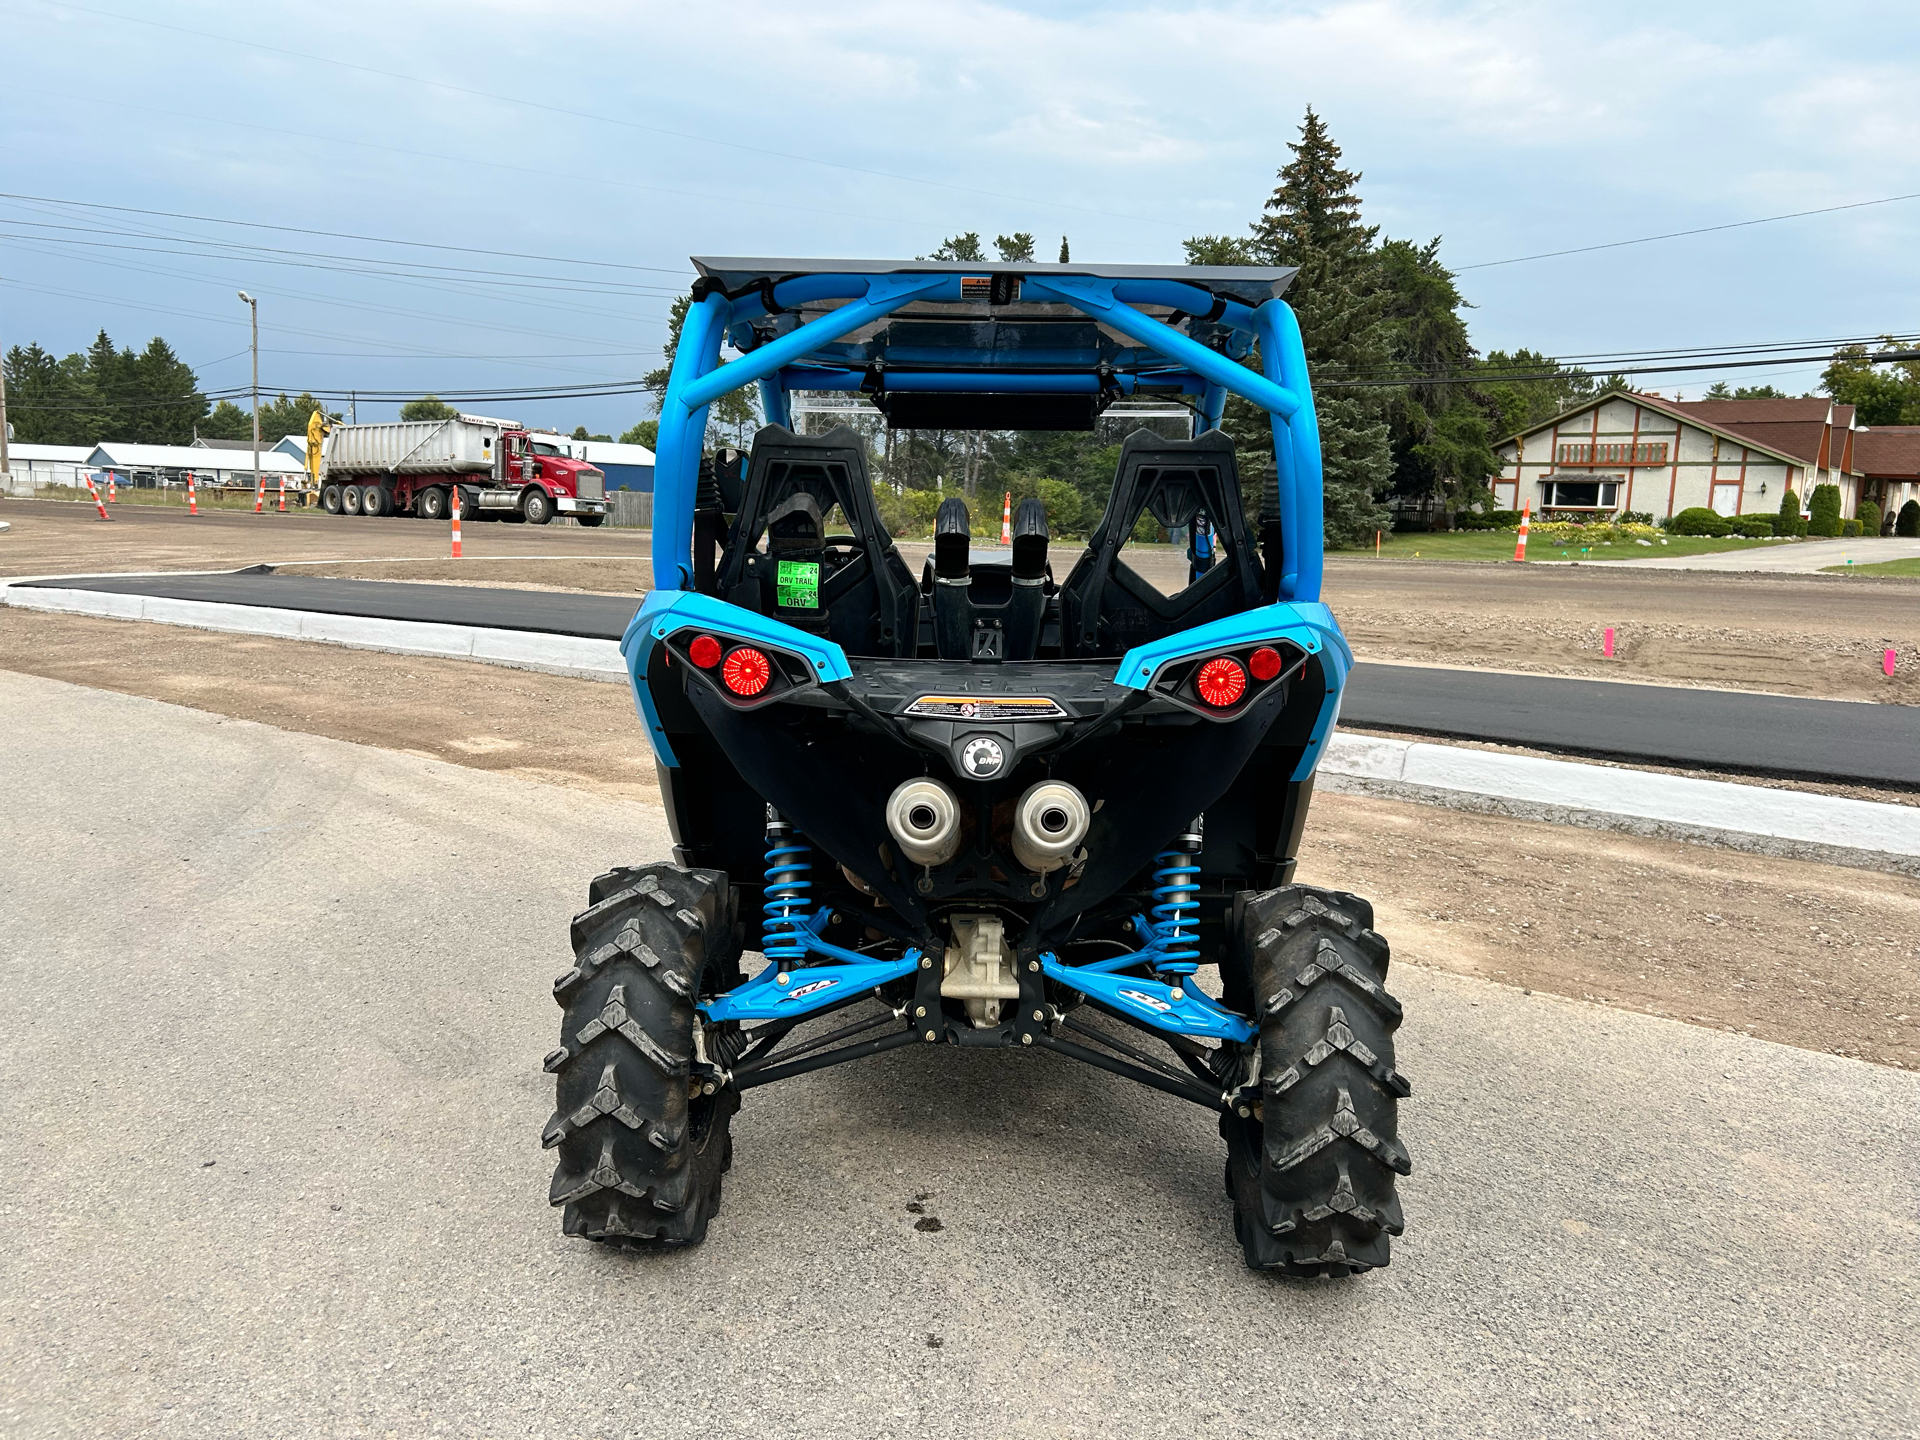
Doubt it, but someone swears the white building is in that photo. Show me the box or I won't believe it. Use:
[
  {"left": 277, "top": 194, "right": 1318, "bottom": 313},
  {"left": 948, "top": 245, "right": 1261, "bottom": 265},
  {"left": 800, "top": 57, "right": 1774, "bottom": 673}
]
[
  {"left": 88, "top": 441, "right": 308, "bottom": 488},
  {"left": 1493, "top": 393, "right": 1865, "bottom": 519},
  {"left": 3, "top": 443, "right": 94, "bottom": 495}
]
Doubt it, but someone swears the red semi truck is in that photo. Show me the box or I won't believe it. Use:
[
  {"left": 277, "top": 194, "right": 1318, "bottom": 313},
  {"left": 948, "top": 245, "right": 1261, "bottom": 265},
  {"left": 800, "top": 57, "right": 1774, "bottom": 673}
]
[{"left": 318, "top": 414, "right": 609, "bottom": 525}]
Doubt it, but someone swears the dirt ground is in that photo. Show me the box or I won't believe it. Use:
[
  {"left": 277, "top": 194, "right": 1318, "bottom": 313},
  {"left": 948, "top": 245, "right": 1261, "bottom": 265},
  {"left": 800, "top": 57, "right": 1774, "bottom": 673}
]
[
  {"left": 7, "top": 498, "right": 1915, "bottom": 702},
  {"left": 3, "top": 604, "right": 1914, "bottom": 1071},
  {"left": 1322, "top": 557, "right": 1920, "bottom": 705}
]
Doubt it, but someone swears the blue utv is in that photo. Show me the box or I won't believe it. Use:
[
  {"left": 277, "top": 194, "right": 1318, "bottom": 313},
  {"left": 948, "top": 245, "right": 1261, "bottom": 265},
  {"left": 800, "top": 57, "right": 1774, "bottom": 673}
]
[{"left": 544, "top": 258, "right": 1411, "bottom": 1275}]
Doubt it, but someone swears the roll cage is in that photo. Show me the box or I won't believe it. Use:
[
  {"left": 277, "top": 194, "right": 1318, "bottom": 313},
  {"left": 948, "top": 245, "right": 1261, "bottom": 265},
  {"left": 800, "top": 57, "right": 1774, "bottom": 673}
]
[{"left": 649, "top": 257, "right": 1326, "bottom": 603}]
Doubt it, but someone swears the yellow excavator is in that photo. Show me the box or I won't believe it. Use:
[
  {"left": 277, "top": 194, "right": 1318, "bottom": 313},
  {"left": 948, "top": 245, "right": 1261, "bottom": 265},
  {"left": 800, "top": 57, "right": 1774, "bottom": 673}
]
[{"left": 304, "top": 408, "right": 328, "bottom": 506}]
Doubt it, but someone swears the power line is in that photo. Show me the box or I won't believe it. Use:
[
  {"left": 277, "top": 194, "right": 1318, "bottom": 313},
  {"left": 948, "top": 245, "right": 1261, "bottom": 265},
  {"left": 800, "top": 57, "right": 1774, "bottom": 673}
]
[
  {"left": 0, "top": 214, "right": 684, "bottom": 297},
  {"left": 28, "top": 0, "right": 1177, "bottom": 230},
  {"left": 1459, "top": 192, "right": 1920, "bottom": 271}
]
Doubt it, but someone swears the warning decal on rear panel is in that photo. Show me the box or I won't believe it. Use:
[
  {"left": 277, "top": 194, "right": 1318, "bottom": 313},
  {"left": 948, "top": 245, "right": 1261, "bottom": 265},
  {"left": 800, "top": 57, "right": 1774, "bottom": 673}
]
[{"left": 960, "top": 276, "right": 993, "bottom": 299}]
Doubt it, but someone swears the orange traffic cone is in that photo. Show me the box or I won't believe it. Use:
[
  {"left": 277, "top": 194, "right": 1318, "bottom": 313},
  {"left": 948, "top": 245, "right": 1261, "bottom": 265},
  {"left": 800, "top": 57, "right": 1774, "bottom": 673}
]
[
  {"left": 187, "top": 471, "right": 198, "bottom": 515},
  {"left": 1001, "top": 491, "right": 1011, "bottom": 545},
  {"left": 1513, "top": 504, "right": 1531, "bottom": 562},
  {"left": 83, "top": 471, "right": 113, "bottom": 521},
  {"left": 451, "top": 486, "right": 463, "bottom": 559},
  {"left": 278, "top": 474, "right": 287, "bottom": 512}
]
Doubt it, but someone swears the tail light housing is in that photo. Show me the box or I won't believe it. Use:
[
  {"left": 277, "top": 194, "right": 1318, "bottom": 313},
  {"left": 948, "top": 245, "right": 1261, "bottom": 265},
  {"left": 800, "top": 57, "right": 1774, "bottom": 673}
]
[
  {"left": 1149, "top": 640, "right": 1305, "bottom": 719},
  {"left": 663, "top": 628, "right": 813, "bottom": 709}
]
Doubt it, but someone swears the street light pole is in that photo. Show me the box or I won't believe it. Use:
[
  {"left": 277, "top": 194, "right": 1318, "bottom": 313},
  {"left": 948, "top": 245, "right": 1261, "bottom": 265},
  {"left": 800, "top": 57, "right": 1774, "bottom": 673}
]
[{"left": 238, "top": 291, "right": 259, "bottom": 510}]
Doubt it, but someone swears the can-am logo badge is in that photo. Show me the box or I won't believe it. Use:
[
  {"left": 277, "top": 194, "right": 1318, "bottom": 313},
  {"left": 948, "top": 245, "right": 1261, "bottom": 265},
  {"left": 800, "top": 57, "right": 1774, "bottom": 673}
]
[
  {"left": 784, "top": 978, "right": 838, "bottom": 1001},
  {"left": 959, "top": 736, "right": 1005, "bottom": 778},
  {"left": 1118, "top": 988, "right": 1173, "bottom": 1013}
]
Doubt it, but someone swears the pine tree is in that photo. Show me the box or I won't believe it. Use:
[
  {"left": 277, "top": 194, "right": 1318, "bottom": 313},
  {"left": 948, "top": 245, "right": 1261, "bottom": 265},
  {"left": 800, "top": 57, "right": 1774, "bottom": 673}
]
[
  {"left": 994, "top": 233, "right": 1035, "bottom": 262},
  {"left": 1188, "top": 108, "right": 1392, "bottom": 545},
  {"left": 1058, "top": 236, "right": 1070, "bottom": 263},
  {"left": 129, "top": 336, "right": 205, "bottom": 444}
]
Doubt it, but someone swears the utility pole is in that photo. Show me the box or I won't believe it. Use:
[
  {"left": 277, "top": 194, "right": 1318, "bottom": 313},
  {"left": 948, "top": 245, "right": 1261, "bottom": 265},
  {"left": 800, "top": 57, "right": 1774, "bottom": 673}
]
[
  {"left": 0, "top": 314, "right": 11, "bottom": 489},
  {"left": 238, "top": 291, "right": 259, "bottom": 508}
]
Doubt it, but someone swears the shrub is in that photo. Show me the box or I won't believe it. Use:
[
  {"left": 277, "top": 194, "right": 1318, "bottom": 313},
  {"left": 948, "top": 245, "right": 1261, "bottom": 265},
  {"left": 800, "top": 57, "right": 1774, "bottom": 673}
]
[
  {"left": 1778, "top": 487, "right": 1801, "bottom": 521},
  {"left": 1735, "top": 515, "right": 1774, "bottom": 538},
  {"left": 1487, "top": 509, "right": 1522, "bottom": 528},
  {"left": 1619, "top": 510, "right": 1654, "bottom": 525},
  {"left": 1857, "top": 500, "right": 1882, "bottom": 535},
  {"left": 1898, "top": 499, "right": 1920, "bottom": 537},
  {"left": 1453, "top": 510, "right": 1496, "bottom": 531},
  {"left": 1841, "top": 519, "right": 1863, "bottom": 537},
  {"left": 1807, "top": 483, "right": 1843, "bottom": 537},
  {"left": 1670, "top": 506, "right": 1731, "bottom": 536},
  {"left": 874, "top": 486, "right": 944, "bottom": 538}
]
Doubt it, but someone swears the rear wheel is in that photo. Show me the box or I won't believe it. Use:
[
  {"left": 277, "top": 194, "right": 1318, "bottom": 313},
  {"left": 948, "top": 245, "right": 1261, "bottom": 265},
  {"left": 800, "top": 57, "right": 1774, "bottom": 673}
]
[
  {"left": 361, "top": 484, "right": 389, "bottom": 517},
  {"left": 546, "top": 863, "right": 742, "bottom": 1247},
  {"left": 320, "top": 483, "right": 343, "bottom": 514},
  {"left": 522, "top": 488, "right": 554, "bottom": 525},
  {"left": 417, "top": 486, "right": 448, "bottom": 521},
  {"left": 1222, "top": 885, "right": 1411, "bottom": 1276},
  {"left": 341, "top": 484, "right": 363, "bottom": 515}
]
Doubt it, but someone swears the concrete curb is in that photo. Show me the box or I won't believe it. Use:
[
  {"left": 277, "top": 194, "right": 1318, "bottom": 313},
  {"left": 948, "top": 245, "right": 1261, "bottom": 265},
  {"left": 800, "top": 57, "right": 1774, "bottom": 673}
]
[
  {"left": 1, "top": 583, "right": 628, "bottom": 683},
  {"left": 1319, "top": 734, "right": 1920, "bottom": 878},
  {"left": 9, "top": 579, "right": 1918, "bottom": 876}
]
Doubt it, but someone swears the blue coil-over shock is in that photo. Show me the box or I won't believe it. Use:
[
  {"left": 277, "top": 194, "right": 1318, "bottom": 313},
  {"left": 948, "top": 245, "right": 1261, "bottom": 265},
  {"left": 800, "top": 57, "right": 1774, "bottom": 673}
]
[
  {"left": 1148, "top": 819, "right": 1204, "bottom": 996},
  {"left": 761, "top": 807, "right": 811, "bottom": 971}
]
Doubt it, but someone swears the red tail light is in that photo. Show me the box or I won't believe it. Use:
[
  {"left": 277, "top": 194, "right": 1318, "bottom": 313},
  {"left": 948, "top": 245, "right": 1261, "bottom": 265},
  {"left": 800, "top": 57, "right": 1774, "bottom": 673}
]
[
  {"left": 721, "top": 646, "right": 772, "bottom": 697},
  {"left": 1249, "top": 646, "right": 1282, "bottom": 681},
  {"left": 688, "top": 634, "right": 722, "bottom": 669},
  {"left": 1195, "top": 656, "right": 1247, "bottom": 708}
]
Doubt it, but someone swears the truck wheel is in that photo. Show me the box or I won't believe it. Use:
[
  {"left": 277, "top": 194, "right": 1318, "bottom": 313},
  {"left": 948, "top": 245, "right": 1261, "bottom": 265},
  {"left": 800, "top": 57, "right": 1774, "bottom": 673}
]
[
  {"left": 522, "top": 488, "right": 554, "bottom": 525},
  {"left": 576, "top": 514, "right": 605, "bottom": 528},
  {"left": 1222, "top": 886, "right": 1411, "bottom": 1276},
  {"left": 320, "top": 483, "right": 343, "bottom": 514},
  {"left": 341, "top": 484, "right": 363, "bottom": 515},
  {"left": 546, "top": 863, "right": 742, "bottom": 1247},
  {"left": 361, "top": 485, "right": 388, "bottom": 517},
  {"left": 417, "top": 487, "right": 448, "bottom": 521}
]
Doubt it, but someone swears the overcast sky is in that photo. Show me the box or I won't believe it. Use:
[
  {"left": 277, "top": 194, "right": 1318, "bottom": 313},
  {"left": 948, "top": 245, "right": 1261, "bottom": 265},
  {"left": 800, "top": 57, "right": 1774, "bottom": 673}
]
[{"left": 4, "top": 0, "right": 1917, "bottom": 434}]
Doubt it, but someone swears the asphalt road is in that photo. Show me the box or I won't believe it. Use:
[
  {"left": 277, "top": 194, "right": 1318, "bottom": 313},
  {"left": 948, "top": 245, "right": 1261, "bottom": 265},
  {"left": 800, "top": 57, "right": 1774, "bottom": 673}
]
[
  {"left": 19, "top": 569, "right": 1920, "bottom": 786},
  {"left": 2, "top": 671, "right": 1914, "bottom": 1439}
]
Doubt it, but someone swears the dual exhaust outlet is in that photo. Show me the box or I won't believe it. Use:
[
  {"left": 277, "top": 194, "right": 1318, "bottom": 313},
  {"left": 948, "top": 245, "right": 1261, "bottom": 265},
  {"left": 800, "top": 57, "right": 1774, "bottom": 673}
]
[{"left": 886, "top": 777, "right": 1090, "bottom": 874}]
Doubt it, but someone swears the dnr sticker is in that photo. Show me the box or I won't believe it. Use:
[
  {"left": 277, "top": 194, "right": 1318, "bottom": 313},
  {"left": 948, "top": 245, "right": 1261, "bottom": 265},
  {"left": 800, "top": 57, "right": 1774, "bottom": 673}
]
[
  {"left": 784, "top": 977, "right": 838, "bottom": 1001},
  {"left": 1118, "top": 988, "right": 1173, "bottom": 1013},
  {"left": 776, "top": 559, "right": 820, "bottom": 610}
]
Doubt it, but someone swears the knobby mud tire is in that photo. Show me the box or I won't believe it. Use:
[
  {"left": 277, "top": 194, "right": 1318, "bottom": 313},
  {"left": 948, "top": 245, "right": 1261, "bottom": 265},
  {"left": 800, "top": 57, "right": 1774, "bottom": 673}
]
[
  {"left": 1222, "top": 885, "right": 1412, "bottom": 1277},
  {"left": 545, "top": 863, "right": 741, "bottom": 1248}
]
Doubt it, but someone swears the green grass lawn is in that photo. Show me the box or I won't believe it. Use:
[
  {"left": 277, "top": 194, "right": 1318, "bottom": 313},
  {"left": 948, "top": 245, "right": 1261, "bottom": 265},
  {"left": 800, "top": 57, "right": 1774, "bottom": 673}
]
[
  {"left": 1337, "top": 531, "right": 1806, "bottom": 563},
  {"left": 1821, "top": 555, "right": 1920, "bottom": 576}
]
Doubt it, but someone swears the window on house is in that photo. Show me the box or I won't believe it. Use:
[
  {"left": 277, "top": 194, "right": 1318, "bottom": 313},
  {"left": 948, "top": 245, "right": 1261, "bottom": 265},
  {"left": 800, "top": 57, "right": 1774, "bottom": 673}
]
[{"left": 1541, "top": 478, "right": 1619, "bottom": 509}]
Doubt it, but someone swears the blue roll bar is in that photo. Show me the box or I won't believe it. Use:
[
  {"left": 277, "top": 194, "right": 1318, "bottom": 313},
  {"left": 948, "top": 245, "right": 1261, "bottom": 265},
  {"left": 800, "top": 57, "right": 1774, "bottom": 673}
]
[{"left": 651, "top": 271, "right": 1322, "bottom": 601}]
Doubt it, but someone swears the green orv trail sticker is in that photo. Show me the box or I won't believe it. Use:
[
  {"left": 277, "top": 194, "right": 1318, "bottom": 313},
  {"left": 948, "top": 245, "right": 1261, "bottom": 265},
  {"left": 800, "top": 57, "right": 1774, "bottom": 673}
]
[{"left": 776, "top": 560, "right": 820, "bottom": 609}]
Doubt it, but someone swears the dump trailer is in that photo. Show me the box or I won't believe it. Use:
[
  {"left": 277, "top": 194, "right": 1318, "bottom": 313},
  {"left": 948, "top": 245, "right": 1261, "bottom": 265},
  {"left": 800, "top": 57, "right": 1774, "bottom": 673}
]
[{"left": 318, "top": 414, "right": 608, "bottom": 525}]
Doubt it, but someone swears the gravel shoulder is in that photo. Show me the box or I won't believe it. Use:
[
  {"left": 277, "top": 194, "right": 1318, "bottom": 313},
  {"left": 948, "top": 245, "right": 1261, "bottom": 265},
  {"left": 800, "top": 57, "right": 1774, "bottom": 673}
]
[
  {"left": 4, "top": 605, "right": 1914, "bottom": 1070},
  {"left": 3, "top": 669, "right": 1915, "bottom": 1440}
]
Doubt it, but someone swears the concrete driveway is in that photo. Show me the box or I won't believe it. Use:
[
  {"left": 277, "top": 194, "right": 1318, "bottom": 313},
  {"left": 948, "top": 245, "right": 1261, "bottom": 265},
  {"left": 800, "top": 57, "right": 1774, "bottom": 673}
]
[
  {"left": 1, "top": 672, "right": 1914, "bottom": 1439},
  {"left": 1604, "top": 535, "right": 1920, "bottom": 573}
]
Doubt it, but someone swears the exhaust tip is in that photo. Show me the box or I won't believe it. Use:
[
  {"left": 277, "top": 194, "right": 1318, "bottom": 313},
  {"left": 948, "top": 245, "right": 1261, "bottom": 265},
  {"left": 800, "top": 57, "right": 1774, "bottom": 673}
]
[
  {"left": 1012, "top": 781, "right": 1090, "bottom": 874},
  {"left": 886, "top": 778, "right": 962, "bottom": 867}
]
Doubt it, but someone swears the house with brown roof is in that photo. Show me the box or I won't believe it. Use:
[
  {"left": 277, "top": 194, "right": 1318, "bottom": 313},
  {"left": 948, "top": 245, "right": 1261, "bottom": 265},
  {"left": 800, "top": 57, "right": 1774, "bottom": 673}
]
[
  {"left": 1853, "top": 427, "right": 1920, "bottom": 530},
  {"left": 1492, "top": 392, "right": 1864, "bottom": 521}
]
